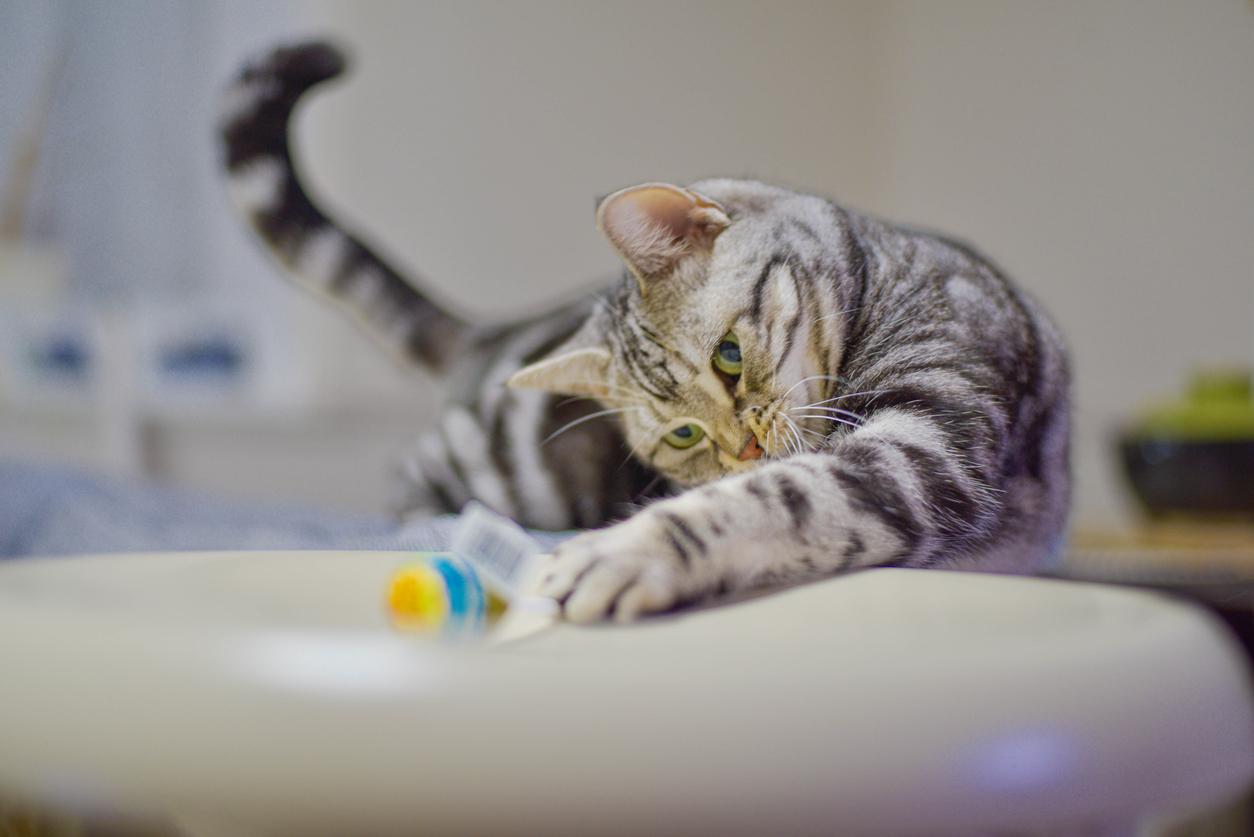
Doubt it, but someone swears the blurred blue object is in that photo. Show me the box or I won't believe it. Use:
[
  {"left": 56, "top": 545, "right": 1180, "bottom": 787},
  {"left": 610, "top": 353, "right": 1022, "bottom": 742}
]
[
  {"left": 158, "top": 335, "right": 245, "bottom": 380},
  {"left": 30, "top": 332, "right": 90, "bottom": 380},
  {"left": 0, "top": 460, "right": 570, "bottom": 559}
]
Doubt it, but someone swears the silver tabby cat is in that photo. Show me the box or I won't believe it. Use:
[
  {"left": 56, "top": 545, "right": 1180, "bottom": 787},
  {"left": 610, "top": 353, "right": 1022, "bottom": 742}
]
[{"left": 220, "top": 42, "right": 1070, "bottom": 622}]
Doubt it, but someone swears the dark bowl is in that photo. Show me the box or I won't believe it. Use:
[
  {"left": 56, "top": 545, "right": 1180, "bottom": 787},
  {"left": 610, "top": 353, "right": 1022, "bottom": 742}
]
[{"left": 1120, "top": 437, "right": 1254, "bottom": 520}]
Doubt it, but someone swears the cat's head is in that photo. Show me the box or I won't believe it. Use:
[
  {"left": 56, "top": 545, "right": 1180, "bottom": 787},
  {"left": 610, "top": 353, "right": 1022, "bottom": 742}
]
[{"left": 509, "top": 179, "right": 858, "bottom": 487}]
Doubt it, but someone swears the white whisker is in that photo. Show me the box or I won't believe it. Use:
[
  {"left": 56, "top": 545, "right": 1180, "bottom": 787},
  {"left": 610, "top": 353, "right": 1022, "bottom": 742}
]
[
  {"left": 781, "top": 416, "right": 806, "bottom": 456},
  {"left": 616, "top": 432, "right": 652, "bottom": 472},
  {"left": 780, "top": 374, "right": 844, "bottom": 400},
  {"left": 791, "top": 421, "right": 809, "bottom": 454},
  {"left": 542, "top": 406, "right": 641, "bottom": 445},
  {"left": 788, "top": 412, "right": 863, "bottom": 431},
  {"left": 770, "top": 420, "right": 791, "bottom": 457},
  {"left": 782, "top": 424, "right": 798, "bottom": 456},
  {"left": 788, "top": 404, "right": 866, "bottom": 423},
  {"left": 804, "top": 388, "right": 891, "bottom": 406},
  {"left": 812, "top": 304, "right": 862, "bottom": 324}
]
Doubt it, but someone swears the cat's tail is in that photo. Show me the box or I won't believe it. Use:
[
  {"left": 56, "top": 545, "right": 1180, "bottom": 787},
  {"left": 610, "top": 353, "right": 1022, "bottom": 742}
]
[{"left": 217, "top": 40, "right": 466, "bottom": 371}]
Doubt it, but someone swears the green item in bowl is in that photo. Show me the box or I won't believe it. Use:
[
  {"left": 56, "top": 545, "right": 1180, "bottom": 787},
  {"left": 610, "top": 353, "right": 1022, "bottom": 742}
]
[
  {"left": 1120, "top": 369, "right": 1254, "bottom": 520},
  {"left": 1126, "top": 370, "right": 1254, "bottom": 442}
]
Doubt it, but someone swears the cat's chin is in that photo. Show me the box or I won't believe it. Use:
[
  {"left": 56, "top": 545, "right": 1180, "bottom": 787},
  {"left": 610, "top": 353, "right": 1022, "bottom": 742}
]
[{"left": 712, "top": 453, "right": 766, "bottom": 477}]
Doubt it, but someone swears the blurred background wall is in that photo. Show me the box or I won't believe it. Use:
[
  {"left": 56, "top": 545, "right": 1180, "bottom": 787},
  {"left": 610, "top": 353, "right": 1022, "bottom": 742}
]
[{"left": 1, "top": 0, "right": 1251, "bottom": 526}]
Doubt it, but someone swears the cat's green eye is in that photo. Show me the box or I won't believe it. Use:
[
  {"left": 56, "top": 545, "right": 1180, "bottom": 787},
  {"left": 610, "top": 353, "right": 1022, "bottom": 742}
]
[
  {"left": 664, "top": 423, "right": 706, "bottom": 449},
  {"left": 713, "top": 331, "right": 743, "bottom": 377}
]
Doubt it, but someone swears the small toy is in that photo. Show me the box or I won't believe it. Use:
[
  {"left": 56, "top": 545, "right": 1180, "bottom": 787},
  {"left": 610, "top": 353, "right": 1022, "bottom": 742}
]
[
  {"left": 386, "top": 552, "right": 498, "bottom": 635},
  {"left": 385, "top": 504, "right": 556, "bottom": 640}
]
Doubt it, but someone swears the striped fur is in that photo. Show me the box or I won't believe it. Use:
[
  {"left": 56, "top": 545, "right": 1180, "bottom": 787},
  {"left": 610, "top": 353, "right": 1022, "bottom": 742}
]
[
  {"left": 219, "top": 42, "right": 1070, "bottom": 622},
  {"left": 219, "top": 41, "right": 467, "bottom": 370}
]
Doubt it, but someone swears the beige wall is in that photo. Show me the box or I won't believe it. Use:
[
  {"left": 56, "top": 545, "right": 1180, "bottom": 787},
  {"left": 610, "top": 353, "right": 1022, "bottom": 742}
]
[
  {"left": 214, "top": 0, "right": 1252, "bottom": 523},
  {"left": 297, "top": 0, "right": 889, "bottom": 319}
]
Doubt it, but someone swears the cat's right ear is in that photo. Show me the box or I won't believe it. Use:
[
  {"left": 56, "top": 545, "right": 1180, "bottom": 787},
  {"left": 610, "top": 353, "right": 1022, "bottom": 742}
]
[{"left": 596, "top": 183, "right": 729, "bottom": 284}]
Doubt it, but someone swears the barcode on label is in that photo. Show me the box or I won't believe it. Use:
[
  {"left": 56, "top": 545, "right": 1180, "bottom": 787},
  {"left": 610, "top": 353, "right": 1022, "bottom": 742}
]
[{"left": 450, "top": 502, "right": 543, "bottom": 597}]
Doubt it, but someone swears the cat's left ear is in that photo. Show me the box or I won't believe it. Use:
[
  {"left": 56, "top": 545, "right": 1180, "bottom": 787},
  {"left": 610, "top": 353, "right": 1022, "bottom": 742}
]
[
  {"left": 506, "top": 345, "right": 610, "bottom": 399},
  {"left": 597, "top": 182, "right": 729, "bottom": 283},
  {"left": 508, "top": 306, "right": 616, "bottom": 398}
]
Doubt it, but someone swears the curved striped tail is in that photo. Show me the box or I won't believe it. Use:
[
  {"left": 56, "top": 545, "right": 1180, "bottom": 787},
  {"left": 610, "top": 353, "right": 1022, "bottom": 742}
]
[{"left": 218, "top": 40, "right": 465, "bottom": 371}]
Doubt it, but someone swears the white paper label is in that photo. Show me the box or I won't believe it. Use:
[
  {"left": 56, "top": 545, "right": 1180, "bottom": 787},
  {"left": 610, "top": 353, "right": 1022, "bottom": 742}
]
[{"left": 450, "top": 502, "right": 545, "bottom": 599}]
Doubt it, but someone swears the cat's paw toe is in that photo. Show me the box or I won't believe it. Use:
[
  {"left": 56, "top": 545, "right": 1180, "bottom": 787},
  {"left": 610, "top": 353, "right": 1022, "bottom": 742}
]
[
  {"left": 608, "top": 567, "right": 679, "bottom": 623},
  {"left": 536, "top": 541, "right": 599, "bottom": 604},
  {"left": 541, "top": 528, "right": 681, "bottom": 623}
]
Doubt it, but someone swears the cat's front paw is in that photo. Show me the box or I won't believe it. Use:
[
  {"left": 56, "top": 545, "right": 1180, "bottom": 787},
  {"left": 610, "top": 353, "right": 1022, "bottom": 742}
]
[{"left": 539, "top": 515, "right": 701, "bottom": 623}]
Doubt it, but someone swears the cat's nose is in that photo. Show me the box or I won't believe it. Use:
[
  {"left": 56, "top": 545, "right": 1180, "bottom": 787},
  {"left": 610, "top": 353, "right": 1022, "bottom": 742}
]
[{"left": 740, "top": 405, "right": 771, "bottom": 452}]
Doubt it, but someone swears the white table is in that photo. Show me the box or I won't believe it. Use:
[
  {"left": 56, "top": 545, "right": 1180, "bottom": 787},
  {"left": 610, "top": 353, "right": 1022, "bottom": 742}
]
[{"left": 0, "top": 550, "right": 1251, "bottom": 835}]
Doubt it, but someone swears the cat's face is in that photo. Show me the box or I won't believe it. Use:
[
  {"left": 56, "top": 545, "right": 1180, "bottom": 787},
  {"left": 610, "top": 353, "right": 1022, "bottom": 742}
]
[{"left": 510, "top": 179, "right": 854, "bottom": 487}]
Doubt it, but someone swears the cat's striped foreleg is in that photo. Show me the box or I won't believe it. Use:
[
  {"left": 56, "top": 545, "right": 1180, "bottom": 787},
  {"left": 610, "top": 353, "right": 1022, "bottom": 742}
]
[{"left": 540, "top": 408, "right": 1005, "bottom": 622}]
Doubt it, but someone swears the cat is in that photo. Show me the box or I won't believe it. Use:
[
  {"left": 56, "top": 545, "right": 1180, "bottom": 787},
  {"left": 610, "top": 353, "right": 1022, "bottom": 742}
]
[{"left": 219, "top": 41, "right": 1070, "bottom": 623}]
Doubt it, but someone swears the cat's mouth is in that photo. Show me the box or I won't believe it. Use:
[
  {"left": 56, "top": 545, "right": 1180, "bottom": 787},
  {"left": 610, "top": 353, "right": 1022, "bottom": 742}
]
[{"left": 737, "top": 434, "right": 765, "bottom": 461}]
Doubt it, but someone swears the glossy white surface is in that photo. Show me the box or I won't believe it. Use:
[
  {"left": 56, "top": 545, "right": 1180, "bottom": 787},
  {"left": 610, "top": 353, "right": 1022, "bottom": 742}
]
[{"left": 0, "top": 550, "right": 1251, "bottom": 835}]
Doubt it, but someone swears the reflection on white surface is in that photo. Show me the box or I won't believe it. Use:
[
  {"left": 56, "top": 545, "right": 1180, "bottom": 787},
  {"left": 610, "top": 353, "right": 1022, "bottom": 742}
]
[
  {"left": 33, "top": 769, "right": 124, "bottom": 814},
  {"left": 232, "top": 630, "right": 440, "bottom": 698},
  {"left": 966, "top": 728, "right": 1080, "bottom": 793}
]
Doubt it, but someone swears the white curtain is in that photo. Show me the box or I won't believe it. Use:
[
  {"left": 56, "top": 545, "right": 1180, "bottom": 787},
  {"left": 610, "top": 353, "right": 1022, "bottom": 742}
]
[
  {"left": 1, "top": 1, "right": 322, "bottom": 418},
  {"left": 6, "top": 2, "right": 291, "bottom": 299}
]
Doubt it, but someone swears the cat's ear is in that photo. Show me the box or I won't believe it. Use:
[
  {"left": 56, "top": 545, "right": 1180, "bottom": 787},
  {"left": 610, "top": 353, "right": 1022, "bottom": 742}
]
[
  {"left": 506, "top": 346, "right": 611, "bottom": 399},
  {"left": 596, "top": 182, "right": 729, "bottom": 282}
]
